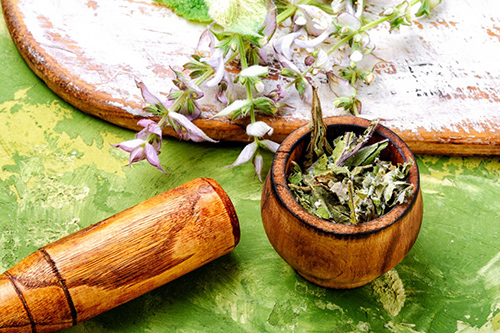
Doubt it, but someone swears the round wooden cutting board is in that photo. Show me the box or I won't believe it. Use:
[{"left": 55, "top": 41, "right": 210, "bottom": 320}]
[{"left": 2, "top": 0, "right": 500, "bottom": 155}]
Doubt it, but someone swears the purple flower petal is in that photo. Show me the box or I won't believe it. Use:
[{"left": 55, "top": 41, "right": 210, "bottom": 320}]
[
  {"left": 196, "top": 26, "right": 215, "bottom": 57},
  {"left": 274, "top": 47, "right": 301, "bottom": 73},
  {"left": 265, "top": 84, "right": 287, "bottom": 103},
  {"left": 136, "top": 81, "right": 162, "bottom": 105},
  {"left": 225, "top": 141, "right": 257, "bottom": 168},
  {"left": 294, "top": 29, "right": 331, "bottom": 49},
  {"left": 262, "top": 1, "right": 277, "bottom": 41},
  {"left": 137, "top": 119, "right": 162, "bottom": 137},
  {"left": 112, "top": 138, "right": 145, "bottom": 153},
  {"left": 327, "top": 73, "right": 357, "bottom": 97},
  {"left": 216, "top": 77, "right": 237, "bottom": 105},
  {"left": 129, "top": 146, "right": 146, "bottom": 165},
  {"left": 259, "top": 139, "right": 279, "bottom": 153},
  {"left": 168, "top": 111, "right": 218, "bottom": 143},
  {"left": 335, "top": 12, "right": 361, "bottom": 30},
  {"left": 205, "top": 53, "right": 227, "bottom": 87},
  {"left": 258, "top": 48, "right": 268, "bottom": 63},
  {"left": 274, "top": 32, "right": 302, "bottom": 60},
  {"left": 253, "top": 154, "right": 264, "bottom": 182},
  {"left": 297, "top": 5, "right": 332, "bottom": 36},
  {"left": 144, "top": 143, "right": 167, "bottom": 174}
]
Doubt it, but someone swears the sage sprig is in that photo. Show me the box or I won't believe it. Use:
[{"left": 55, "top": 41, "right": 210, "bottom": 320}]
[{"left": 114, "top": 0, "right": 441, "bottom": 177}]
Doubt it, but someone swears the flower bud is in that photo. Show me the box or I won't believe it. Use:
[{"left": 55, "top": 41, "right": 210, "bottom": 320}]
[
  {"left": 333, "top": 97, "right": 352, "bottom": 108},
  {"left": 255, "top": 81, "right": 265, "bottom": 93},
  {"left": 383, "top": 7, "right": 394, "bottom": 16},
  {"left": 305, "top": 55, "right": 316, "bottom": 66},
  {"left": 364, "top": 72, "right": 375, "bottom": 85}
]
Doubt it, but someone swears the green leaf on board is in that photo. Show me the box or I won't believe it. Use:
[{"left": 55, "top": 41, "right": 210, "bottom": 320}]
[{"left": 155, "top": 0, "right": 211, "bottom": 23}]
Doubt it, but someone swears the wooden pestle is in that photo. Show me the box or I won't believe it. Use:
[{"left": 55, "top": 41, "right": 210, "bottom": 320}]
[{"left": 0, "top": 177, "right": 240, "bottom": 333}]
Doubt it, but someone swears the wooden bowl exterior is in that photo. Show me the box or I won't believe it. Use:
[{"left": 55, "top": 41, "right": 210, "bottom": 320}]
[{"left": 261, "top": 117, "right": 423, "bottom": 289}]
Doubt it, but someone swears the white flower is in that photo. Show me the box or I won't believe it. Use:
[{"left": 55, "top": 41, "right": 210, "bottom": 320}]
[
  {"left": 239, "top": 65, "right": 269, "bottom": 78},
  {"left": 225, "top": 141, "right": 257, "bottom": 168},
  {"left": 246, "top": 121, "right": 273, "bottom": 137},
  {"left": 350, "top": 50, "right": 363, "bottom": 62},
  {"left": 296, "top": 5, "right": 332, "bottom": 36}
]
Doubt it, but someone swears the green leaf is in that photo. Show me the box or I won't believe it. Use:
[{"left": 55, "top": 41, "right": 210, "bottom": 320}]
[
  {"left": 288, "top": 163, "right": 303, "bottom": 186},
  {"left": 344, "top": 140, "right": 388, "bottom": 167},
  {"left": 204, "top": 0, "right": 268, "bottom": 37},
  {"left": 155, "top": 0, "right": 211, "bottom": 23},
  {"left": 253, "top": 97, "right": 277, "bottom": 115}
]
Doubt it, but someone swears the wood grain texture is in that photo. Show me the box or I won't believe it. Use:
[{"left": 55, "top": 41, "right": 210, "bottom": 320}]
[
  {"left": 1, "top": 0, "right": 499, "bottom": 156},
  {"left": 261, "top": 117, "right": 423, "bottom": 289},
  {"left": 0, "top": 178, "right": 240, "bottom": 332}
]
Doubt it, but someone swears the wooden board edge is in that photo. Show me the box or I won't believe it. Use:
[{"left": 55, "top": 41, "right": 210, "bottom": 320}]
[{"left": 2, "top": 0, "right": 499, "bottom": 157}]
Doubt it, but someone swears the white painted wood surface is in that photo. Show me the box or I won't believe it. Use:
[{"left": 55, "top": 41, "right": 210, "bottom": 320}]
[{"left": 2, "top": 0, "right": 499, "bottom": 155}]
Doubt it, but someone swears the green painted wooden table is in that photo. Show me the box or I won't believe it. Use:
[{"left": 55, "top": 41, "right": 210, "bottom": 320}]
[{"left": 1, "top": 10, "right": 499, "bottom": 333}]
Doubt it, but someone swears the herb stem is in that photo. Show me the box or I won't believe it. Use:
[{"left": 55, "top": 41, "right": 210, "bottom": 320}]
[
  {"left": 276, "top": 0, "right": 317, "bottom": 24},
  {"left": 327, "top": 34, "right": 352, "bottom": 56},
  {"left": 347, "top": 180, "right": 358, "bottom": 225},
  {"left": 237, "top": 34, "right": 257, "bottom": 122},
  {"left": 277, "top": 6, "right": 297, "bottom": 25},
  {"left": 359, "top": 15, "right": 392, "bottom": 32},
  {"left": 336, "top": 121, "right": 379, "bottom": 166}
]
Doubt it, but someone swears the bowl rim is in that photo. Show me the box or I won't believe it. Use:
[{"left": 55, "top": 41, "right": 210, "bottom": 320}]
[{"left": 270, "top": 116, "right": 421, "bottom": 236}]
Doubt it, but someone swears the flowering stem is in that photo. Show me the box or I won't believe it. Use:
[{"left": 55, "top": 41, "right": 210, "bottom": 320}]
[
  {"left": 326, "top": 34, "right": 352, "bottom": 56},
  {"left": 277, "top": 6, "right": 297, "bottom": 24},
  {"left": 326, "top": 0, "right": 409, "bottom": 56},
  {"left": 237, "top": 34, "right": 256, "bottom": 122},
  {"left": 276, "top": 0, "right": 317, "bottom": 24},
  {"left": 195, "top": 69, "right": 214, "bottom": 86},
  {"left": 359, "top": 14, "right": 392, "bottom": 32},
  {"left": 359, "top": 0, "right": 422, "bottom": 32}
]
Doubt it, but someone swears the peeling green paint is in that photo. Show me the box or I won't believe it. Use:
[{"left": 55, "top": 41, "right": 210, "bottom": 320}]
[{"left": 372, "top": 269, "right": 406, "bottom": 317}]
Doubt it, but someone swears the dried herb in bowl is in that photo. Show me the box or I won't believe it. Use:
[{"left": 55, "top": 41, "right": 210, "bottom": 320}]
[{"left": 288, "top": 91, "right": 414, "bottom": 225}]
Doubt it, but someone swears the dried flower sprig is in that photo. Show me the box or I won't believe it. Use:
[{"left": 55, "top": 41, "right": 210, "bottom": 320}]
[
  {"left": 114, "top": 0, "right": 441, "bottom": 177},
  {"left": 288, "top": 97, "right": 413, "bottom": 225}
]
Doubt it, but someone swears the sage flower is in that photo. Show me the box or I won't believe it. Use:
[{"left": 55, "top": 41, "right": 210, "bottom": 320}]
[
  {"left": 334, "top": 53, "right": 385, "bottom": 85},
  {"left": 203, "top": 48, "right": 233, "bottom": 88},
  {"left": 226, "top": 121, "right": 279, "bottom": 181},
  {"left": 327, "top": 73, "right": 361, "bottom": 115},
  {"left": 168, "top": 111, "right": 218, "bottom": 143},
  {"left": 246, "top": 121, "right": 273, "bottom": 137},
  {"left": 253, "top": 153, "right": 264, "bottom": 182},
  {"left": 170, "top": 68, "right": 204, "bottom": 120},
  {"left": 274, "top": 32, "right": 302, "bottom": 60},
  {"left": 265, "top": 84, "right": 287, "bottom": 103},
  {"left": 416, "top": 0, "right": 441, "bottom": 17},
  {"left": 112, "top": 119, "right": 166, "bottom": 174},
  {"left": 295, "top": 5, "right": 332, "bottom": 36}
]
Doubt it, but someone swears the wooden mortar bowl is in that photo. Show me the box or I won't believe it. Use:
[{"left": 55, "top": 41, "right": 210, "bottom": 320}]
[{"left": 261, "top": 117, "right": 423, "bottom": 289}]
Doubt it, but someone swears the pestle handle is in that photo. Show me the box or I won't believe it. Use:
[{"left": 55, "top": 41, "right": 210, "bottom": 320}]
[{"left": 0, "top": 178, "right": 240, "bottom": 333}]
